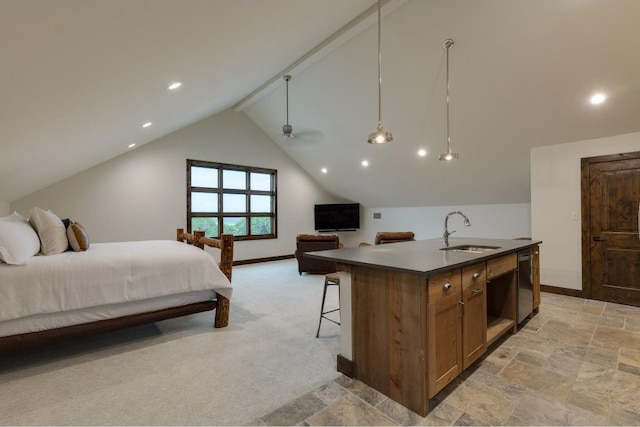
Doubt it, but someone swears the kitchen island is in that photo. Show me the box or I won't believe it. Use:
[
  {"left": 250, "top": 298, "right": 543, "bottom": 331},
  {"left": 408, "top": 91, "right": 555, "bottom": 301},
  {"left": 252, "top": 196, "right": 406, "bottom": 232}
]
[{"left": 307, "top": 237, "right": 541, "bottom": 416}]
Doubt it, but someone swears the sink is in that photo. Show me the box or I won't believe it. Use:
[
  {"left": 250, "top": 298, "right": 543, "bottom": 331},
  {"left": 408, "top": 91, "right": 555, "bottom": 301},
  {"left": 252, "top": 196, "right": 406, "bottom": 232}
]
[{"left": 440, "top": 244, "right": 501, "bottom": 254}]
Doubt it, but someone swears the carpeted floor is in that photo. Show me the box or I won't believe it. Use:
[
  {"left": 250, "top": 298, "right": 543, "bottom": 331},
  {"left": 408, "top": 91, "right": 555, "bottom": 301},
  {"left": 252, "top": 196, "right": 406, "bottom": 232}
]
[{"left": 0, "top": 259, "right": 341, "bottom": 426}]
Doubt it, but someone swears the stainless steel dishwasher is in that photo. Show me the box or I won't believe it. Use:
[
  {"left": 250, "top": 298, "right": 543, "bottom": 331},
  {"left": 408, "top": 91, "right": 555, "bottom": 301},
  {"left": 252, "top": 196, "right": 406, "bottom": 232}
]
[{"left": 517, "top": 249, "right": 533, "bottom": 323}]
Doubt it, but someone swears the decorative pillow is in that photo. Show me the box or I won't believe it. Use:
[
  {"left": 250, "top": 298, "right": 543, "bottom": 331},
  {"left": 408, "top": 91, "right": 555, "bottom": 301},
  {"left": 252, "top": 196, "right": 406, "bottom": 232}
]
[
  {"left": 61, "top": 218, "right": 72, "bottom": 229},
  {"left": 0, "top": 212, "right": 41, "bottom": 265},
  {"left": 67, "top": 222, "right": 90, "bottom": 252},
  {"left": 28, "top": 207, "right": 68, "bottom": 255}
]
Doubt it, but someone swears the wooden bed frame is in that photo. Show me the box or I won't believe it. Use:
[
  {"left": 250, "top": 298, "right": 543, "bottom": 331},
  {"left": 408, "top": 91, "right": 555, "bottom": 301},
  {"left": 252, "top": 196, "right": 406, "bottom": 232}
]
[{"left": 0, "top": 229, "right": 234, "bottom": 352}]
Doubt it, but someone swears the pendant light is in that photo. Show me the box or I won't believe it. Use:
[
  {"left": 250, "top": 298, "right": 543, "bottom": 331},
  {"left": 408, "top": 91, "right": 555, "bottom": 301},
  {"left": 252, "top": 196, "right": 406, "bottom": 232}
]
[
  {"left": 282, "top": 74, "right": 294, "bottom": 138},
  {"left": 439, "top": 39, "right": 458, "bottom": 161},
  {"left": 367, "top": 0, "right": 393, "bottom": 144}
]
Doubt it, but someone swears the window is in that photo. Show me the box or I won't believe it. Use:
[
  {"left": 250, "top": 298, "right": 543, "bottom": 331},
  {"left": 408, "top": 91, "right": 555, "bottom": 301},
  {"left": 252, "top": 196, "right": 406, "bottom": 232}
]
[{"left": 187, "top": 159, "right": 277, "bottom": 240}]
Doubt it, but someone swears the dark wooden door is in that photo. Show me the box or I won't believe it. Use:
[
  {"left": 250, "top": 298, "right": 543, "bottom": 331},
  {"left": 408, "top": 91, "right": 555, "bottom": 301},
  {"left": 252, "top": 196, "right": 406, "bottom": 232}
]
[{"left": 583, "top": 152, "right": 640, "bottom": 306}]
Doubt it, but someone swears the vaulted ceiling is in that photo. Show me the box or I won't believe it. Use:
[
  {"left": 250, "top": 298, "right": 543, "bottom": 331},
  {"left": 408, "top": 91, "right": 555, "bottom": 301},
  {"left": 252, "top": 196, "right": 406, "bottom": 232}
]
[{"left": 2, "top": 0, "right": 640, "bottom": 208}]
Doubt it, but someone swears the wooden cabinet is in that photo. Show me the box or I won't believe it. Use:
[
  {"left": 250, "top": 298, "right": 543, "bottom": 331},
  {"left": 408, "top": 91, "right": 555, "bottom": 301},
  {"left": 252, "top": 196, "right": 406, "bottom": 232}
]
[
  {"left": 486, "top": 253, "right": 518, "bottom": 346},
  {"left": 427, "top": 264, "right": 488, "bottom": 396},
  {"left": 486, "top": 253, "right": 517, "bottom": 278},
  {"left": 427, "top": 270, "right": 462, "bottom": 396},
  {"left": 532, "top": 245, "right": 540, "bottom": 312},
  {"left": 461, "top": 263, "right": 487, "bottom": 369},
  {"left": 345, "top": 246, "right": 533, "bottom": 417}
]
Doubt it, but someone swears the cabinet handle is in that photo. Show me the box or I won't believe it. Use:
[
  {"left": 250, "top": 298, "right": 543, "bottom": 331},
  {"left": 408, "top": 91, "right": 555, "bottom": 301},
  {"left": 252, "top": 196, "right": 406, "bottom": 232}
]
[
  {"left": 472, "top": 272, "right": 480, "bottom": 279},
  {"left": 458, "top": 300, "right": 465, "bottom": 317},
  {"left": 443, "top": 282, "right": 452, "bottom": 290},
  {"left": 472, "top": 287, "right": 483, "bottom": 294}
]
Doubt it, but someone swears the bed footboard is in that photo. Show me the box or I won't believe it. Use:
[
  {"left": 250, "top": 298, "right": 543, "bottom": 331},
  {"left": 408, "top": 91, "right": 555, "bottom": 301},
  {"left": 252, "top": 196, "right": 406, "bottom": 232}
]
[{"left": 176, "top": 228, "right": 234, "bottom": 328}]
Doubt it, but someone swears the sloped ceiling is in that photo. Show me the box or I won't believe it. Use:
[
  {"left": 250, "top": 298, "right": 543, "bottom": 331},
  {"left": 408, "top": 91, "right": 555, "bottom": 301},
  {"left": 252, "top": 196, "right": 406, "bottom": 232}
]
[
  {"left": 0, "top": 0, "right": 374, "bottom": 202},
  {"left": 243, "top": 0, "right": 640, "bottom": 207},
  {"left": 2, "top": 1, "right": 640, "bottom": 208}
]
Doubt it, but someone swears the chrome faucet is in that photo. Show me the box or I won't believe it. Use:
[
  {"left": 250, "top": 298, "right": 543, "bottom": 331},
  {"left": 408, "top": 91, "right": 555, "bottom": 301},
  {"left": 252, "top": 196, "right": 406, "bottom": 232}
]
[{"left": 443, "top": 210, "right": 471, "bottom": 247}]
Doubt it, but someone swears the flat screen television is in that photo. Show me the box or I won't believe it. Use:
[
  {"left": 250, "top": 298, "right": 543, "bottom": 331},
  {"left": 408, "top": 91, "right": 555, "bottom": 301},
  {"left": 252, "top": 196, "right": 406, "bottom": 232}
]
[{"left": 314, "top": 203, "right": 360, "bottom": 231}]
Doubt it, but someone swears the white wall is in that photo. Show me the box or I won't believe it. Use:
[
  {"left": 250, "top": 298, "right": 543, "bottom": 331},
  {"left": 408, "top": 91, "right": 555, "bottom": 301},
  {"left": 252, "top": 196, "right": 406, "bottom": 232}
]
[
  {"left": 0, "top": 201, "right": 9, "bottom": 217},
  {"left": 11, "top": 109, "right": 338, "bottom": 261},
  {"left": 531, "top": 131, "right": 640, "bottom": 290},
  {"left": 336, "top": 203, "right": 531, "bottom": 248}
]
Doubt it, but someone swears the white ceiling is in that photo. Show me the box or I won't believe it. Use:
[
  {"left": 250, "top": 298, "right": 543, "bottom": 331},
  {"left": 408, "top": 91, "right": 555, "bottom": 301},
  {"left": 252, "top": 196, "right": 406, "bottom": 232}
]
[{"left": 2, "top": 0, "right": 640, "bottom": 208}]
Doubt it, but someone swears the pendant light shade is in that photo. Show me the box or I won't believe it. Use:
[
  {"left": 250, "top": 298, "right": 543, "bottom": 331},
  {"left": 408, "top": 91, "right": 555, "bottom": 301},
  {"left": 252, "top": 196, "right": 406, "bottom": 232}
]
[
  {"left": 368, "top": 124, "right": 393, "bottom": 145},
  {"left": 439, "top": 39, "right": 458, "bottom": 161},
  {"left": 367, "top": 0, "right": 393, "bottom": 144}
]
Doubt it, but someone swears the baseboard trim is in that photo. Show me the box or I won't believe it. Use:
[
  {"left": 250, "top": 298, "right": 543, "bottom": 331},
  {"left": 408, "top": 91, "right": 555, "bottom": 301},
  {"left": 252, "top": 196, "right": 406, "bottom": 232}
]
[
  {"left": 540, "top": 284, "right": 582, "bottom": 298},
  {"left": 337, "top": 354, "right": 354, "bottom": 378},
  {"left": 233, "top": 254, "right": 294, "bottom": 266}
]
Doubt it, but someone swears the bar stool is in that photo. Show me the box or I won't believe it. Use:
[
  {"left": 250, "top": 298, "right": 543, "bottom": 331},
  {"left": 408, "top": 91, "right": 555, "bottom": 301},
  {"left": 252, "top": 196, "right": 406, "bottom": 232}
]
[{"left": 316, "top": 272, "right": 340, "bottom": 337}]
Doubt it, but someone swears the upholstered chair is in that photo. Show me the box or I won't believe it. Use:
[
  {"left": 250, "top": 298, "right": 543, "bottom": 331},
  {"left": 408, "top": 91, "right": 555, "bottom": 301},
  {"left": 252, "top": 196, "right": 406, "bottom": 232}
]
[
  {"left": 294, "top": 234, "right": 341, "bottom": 275},
  {"left": 375, "top": 231, "right": 415, "bottom": 245},
  {"left": 360, "top": 231, "right": 416, "bottom": 246}
]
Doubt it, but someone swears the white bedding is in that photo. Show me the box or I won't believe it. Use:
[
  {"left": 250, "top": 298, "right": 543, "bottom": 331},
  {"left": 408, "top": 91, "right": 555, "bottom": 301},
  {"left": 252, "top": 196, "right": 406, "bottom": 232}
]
[
  {"left": 0, "top": 291, "right": 216, "bottom": 338},
  {"left": 0, "top": 240, "right": 232, "bottom": 335}
]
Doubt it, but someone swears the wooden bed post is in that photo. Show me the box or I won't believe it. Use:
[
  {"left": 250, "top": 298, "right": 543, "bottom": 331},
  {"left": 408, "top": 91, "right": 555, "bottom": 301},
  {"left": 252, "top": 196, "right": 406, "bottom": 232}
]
[
  {"left": 215, "top": 296, "right": 230, "bottom": 328},
  {"left": 213, "top": 233, "right": 234, "bottom": 328},
  {"left": 176, "top": 229, "right": 234, "bottom": 328},
  {"left": 217, "top": 234, "right": 234, "bottom": 282},
  {"left": 194, "top": 230, "right": 206, "bottom": 249}
]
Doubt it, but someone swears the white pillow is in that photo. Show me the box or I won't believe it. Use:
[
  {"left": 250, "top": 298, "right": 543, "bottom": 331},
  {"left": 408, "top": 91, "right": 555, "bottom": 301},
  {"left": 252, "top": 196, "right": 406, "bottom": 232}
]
[
  {"left": 29, "top": 208, "right": 68, "bottom": 255},
  {"left": 0, "top": 212, "right": 41, "bottom": 265}
]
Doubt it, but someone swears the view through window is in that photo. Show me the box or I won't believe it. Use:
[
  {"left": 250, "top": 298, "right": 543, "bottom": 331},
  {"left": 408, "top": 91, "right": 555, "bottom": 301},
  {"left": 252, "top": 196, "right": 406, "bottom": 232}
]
[{"left": 187, "top": 159, "right": 277, "bottom": 240}]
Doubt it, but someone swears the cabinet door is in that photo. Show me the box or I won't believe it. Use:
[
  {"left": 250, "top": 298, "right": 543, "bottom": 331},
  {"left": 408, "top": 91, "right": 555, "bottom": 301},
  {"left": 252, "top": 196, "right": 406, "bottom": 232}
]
[
  {"left": 532, "top": 245, "right": 540, "bottom": 310},
  {"left": 461, "top": 264, "right": 487, "bottom": 369},
  {"left": 427, "top": 292, "right": 462, "bottom": 397},
  {"left": 462, "top": 283, "right": 487, "bottom": 369}
]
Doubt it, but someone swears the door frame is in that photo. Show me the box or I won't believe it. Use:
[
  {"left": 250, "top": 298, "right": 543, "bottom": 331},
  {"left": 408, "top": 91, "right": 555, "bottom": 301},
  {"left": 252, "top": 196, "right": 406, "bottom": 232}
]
[{"left": 580, "top": 150, "right": 640, "bottom": 300}]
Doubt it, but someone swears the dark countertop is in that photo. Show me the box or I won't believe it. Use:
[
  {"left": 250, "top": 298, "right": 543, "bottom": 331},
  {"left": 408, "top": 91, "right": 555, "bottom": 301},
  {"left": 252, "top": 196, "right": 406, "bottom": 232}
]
[{"left": 305, "top": 237, "right": 541, "bottom": 277}]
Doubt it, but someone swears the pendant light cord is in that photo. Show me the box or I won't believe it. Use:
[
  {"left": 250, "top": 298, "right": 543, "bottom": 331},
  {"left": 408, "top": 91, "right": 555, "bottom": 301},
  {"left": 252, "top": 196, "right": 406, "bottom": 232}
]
[
  {"left": 377, "top": 0, "right": 382, "bottom": 126},
  {"left": 445, "top": 39, "right": 452, "bottom": 152},
  {"left": 439, "top": 39, "right": 457, "bottom": 160},
  {"left": 367, "top": 0, "right": 392, "bottom": 144},
  {"left": 285, "top": 77, "right": 290, "bottom": 125}
]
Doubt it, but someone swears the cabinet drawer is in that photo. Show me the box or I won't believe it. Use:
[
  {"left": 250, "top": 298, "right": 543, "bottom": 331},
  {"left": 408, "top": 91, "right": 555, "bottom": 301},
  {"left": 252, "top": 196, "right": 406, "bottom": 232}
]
[
  {"left": 462, "top": 263, "right": 486, "bottom": 290},
  {"left": 428, "top": 270, "right": 461, "bottom": 303},
  {"left": 486, "top": 253, "right": 517, "bottom": 279}
]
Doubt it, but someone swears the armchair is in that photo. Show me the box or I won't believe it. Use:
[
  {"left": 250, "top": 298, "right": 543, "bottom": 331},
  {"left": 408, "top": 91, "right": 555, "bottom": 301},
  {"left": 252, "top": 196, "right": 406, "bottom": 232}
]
[
  {"left": 375, "top": 231, "right": 415, "bottom": 245},
  {"left": 294, "top": 234, "right": 341, "bottom": 275},
  {"left": 360, "top": 231, "right": 415, "bottom": 246}
]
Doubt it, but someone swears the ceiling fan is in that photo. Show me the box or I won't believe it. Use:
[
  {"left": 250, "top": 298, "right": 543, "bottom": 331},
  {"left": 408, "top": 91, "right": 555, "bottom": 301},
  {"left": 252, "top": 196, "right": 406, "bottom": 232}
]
[
  {"left": 280, "top": 74, "right": 324, "bottom": 144},
  {"left": 282, "top": 75, "right": 294, "bottom": 138}
]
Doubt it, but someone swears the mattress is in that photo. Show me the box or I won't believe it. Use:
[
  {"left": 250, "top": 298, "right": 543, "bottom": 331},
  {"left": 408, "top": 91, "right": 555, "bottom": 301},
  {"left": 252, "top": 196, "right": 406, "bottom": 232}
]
[{"left": 0, "top": 240, "right": 232, "bottom": 337}]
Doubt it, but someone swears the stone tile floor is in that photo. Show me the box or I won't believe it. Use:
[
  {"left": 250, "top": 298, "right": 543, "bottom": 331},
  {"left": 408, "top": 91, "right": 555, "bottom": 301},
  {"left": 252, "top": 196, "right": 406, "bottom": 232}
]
[{"left": 250, "top": 293, "right": 640, "bottom": 426}]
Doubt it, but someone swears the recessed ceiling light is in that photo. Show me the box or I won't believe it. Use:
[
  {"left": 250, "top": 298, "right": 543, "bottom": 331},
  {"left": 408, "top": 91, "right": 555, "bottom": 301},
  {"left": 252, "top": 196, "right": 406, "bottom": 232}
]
[
  {"left": 321, "top": 167, "right": 327, "bottom": 174},
  {"left": 418, "top": 149, "right": 427, "bottom": 157},
  {"left": 362, "top": 160, "right": 369, "bottom": 167},
  {"left": 142, "top": 122, "right": 152, "bottom": 128},
  {"left": 590, "top": 93, "right": 606, "bottom": 105},
  {"left": 167, "top": 82, "right": 182, "bottom": 90},
  {"left": 128, "top": 143, "right": 136, "bottom": 149}
]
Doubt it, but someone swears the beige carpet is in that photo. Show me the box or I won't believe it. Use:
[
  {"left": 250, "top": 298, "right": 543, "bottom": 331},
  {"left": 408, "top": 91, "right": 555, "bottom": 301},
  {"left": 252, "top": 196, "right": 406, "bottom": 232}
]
[{"left": 0, "top": 259, "right": 341, "bottom": 426}]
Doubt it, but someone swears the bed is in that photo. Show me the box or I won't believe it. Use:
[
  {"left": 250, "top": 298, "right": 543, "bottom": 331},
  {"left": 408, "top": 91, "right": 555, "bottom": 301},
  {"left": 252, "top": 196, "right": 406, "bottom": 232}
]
[{"left": 0, "top": 228, "right": 233, "bottom": 352}]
